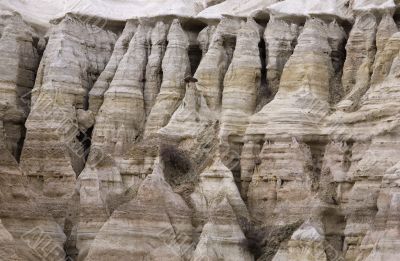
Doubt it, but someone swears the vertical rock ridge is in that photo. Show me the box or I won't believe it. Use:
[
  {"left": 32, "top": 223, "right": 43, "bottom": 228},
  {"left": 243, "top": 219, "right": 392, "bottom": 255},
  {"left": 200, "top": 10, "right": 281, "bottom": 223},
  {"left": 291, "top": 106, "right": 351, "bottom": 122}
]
[
  {"left": 340, "top": 12, "right": 377, "bottom": 107},
  {"left": 219, "top": 17, "right": 261, "bottom": 143},
  {"left": 144, "top": 19, "right": 191, "bottom": 137},
  {"left": 194, "top": 17, "right": 241, "bottom": 113},
  {"left": 0, "top": 11, "right": 40, "bottom": 160},
  {"left": 264, "top": 17, "right": 299, "bottom": 98},
  {"left": 91, "top": 22, "right": 150, "bottom": 158},
  {"left": 89, "top": 20, "right": 138, "bottom": 115},
  {"left": 19, "top": 13, "right": 117, "bottom": 226},
  {"left": 144, "top": 21, "right": 169, "bottom": 117}
]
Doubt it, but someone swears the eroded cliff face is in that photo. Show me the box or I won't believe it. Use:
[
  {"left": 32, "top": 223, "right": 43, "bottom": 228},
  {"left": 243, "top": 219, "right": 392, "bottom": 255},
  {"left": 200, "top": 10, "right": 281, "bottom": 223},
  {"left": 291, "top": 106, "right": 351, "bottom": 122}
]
[{"left": 3, "top": 0, "right": 400, "bottom": 261}]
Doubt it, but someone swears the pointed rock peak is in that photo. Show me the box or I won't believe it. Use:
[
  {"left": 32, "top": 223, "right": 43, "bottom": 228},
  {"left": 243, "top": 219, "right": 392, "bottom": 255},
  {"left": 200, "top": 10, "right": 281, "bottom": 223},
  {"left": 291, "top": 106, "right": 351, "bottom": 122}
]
[
  {"left": 209, "top": 196, "right": 237, "bottom": 221},
  {"left": 295, "top": 17, "right": 331, "bottom": 54},
  {"left": 201, "top": 155, "right": 233, "bottom": 179},
  {"left": 328, "top": 19, "right": 347, "bottom": 38},
  {"left": 291, "top": 220, "right": 325, "bottom": 241},
  {"left": 376, "top": 11, "right": 398, "bottom": 48},
  {"left": 135, "top": 157, "right": 175, "bottom": 194},
  {"left": 131, "top": 22, "right": 151, "bottom": 43},
  {"left": 167, "top": 19, "right": 188, "bottom": 46},
  {"left": 151, "top": 21, "right": 169, "bottom": 42}
]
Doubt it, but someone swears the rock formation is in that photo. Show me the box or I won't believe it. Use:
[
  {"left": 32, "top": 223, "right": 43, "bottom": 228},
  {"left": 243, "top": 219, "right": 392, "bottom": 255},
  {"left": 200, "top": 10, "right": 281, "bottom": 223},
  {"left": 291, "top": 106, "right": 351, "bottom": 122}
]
[
  {"left": 194, "top": 17, "right": 241, "bottom": 112},
  {"left": 18, "top": 13, "right": 117, "bottom": 248},
  {"left": 264, "top": 18, "right": 299, "bottom": 97},
  {"left": 144, "top": 21, "right": 169, "bottom": 116},
  {"left": 219, "top": 17, "right": 261, "bottom": 143},
  {"left": 84, "top": 160, "right": 194, "bottom": 261},
  {"left": 0, "top": 10, "right": 40, "bottom": 159},
  {"left": 144, "top": 19, "right": 191, "bottom": 137},
  {"left": 4, "top": 1, "right": 400, "bottom": 260},
  {"left": 88, "top": 20, "right": 137, "bottom": 115}
]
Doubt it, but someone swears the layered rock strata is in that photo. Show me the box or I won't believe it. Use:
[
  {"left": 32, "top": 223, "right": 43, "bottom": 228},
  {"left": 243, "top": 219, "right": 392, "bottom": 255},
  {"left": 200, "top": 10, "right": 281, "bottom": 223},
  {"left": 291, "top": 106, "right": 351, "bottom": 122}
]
[
  {"left": 4, "top": 1, "right": 400, "bottom": 261},
  {"left": 0, "top": 11, "right": 40, "bottom": 159},
  {"left": 88, "top": 20, "right": 137, "bottom": 115},
  {"left": 19, "top": 14, "right": 117, "bottom": 226},
  {"left": 144, "top": 19, "right": 191, "bottom": 137}
]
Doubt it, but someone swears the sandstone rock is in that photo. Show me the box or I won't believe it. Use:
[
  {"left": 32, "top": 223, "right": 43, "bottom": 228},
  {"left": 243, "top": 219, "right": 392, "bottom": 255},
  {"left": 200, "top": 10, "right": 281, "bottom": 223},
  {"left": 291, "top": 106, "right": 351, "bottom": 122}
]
[
  {"left": 370, "top": 12, "right": 398, "bottom": 85},
  {"left": 0, "top": 129, "right": 66, "bottom": 260},
  {"left": 19, "top": 13, "right": 116, "bottom": 233},
  {"left": 5, "top": 2, "right": 400, "bottom": 261},
  {"left": 264, "top": 17, "right": 299, "bottom": 97},
  {"left": 194, "top": 17, "right": 241, "bottom": 112},
  {"left": 245, "top": 18, "right": 334, "bottom": 228},
  {"left": 75, "top": 155, "right": 124, "bottom": 261},
  {"left": 159, "top": 77, "right": 214, "bottom": 140},
  {"left": 246, "top": 18, "right": 333, "bottom": 140},
  {"left": 191, "top": 197, "right": 253, "bottom": 261},
  {"left": 219, "top": 17, "right": 261, "bottom": 142},
  {"left": 341, "top": 13, "right": 377, "bottom": 97},
  {"left": 190, "top": 156, "right": 250, "bottom": 232},
  {"left": 0, "top": 10, "right": 40, "bottom": 159},
  {"left": 88, "top": 20, "right": 137, "bottom": 115},
  {"left": 272, "top": 221, "right": 327, "bottom": 261},
  {"left": 84, "top": 159, "right": 194, "bottom": 260},
  {"left": 0, "top": 220, "right": 23, "bottom": 261},
  {"left": 358, "top": 161, "right": 400, "bottom": 261},
  {"left": 197, "top": 25, "right": 216, "bottom": 56},
  {"left": 90, "top": 23, "right": 150, "bottom": 158},
  {"left": 145, "top": 19, "right": 191, "bottom": 137},
  {"left": 144, "top": 21, "right": 169, "bottom": 117}
]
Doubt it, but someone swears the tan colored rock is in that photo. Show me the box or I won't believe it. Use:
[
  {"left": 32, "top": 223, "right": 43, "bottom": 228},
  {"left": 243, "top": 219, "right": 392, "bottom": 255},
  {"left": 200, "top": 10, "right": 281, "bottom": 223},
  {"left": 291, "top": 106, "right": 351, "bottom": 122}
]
[
  {"left": 1, "top": 126, "right": 66, "bottom": 260},
  {"left": 194, "top": 17, "right": 241, "bottom": 112},
  {"left": 76, "top": 155, "right": 124, "bottom": 261},
  {"left": 246, "top": 18, "right": 333, "bottom": 140},
  {"left": 272, "top": 222, "right": 327, "bottom": 261},
  {"left": 354, "top": 161, "right": 400, "bottom": 260},
  {"left": 0, "top": 11, "right": 40, "bottom": 159},
  {"left": 144, "top": 21, "right": 169, "bottom": 116},
  {"left": 370, "top": 12, "right": 398, "bottom": 85},
  {"left": 89, "top": 20, "right": 137, "bottom": 115},
  {"left": 190, "top": 157, "right": 250, "bottom": 232},
  {"left": 264, "top": 17, "right": 299, "bottom": 97},
  {"left": 159, "top": 77, "right": 214, "bottom": 141},
  {"left": 19, "top": 13, "right": 116, "bottom": 227},
  {"left": 197, "top": 25, "right": 216, "bottom": 56},
  {"left": 91, "top": 23, "right": 150, "bottom": 158},
  {"left": 85, "top": 160, "right": 194, "bottom": 260},
  {"left": 219, "top": 17, "right": 261, "bottom": 142},
  {"left": 191, "top": 197, "right": 253, "bottom": 261},
  {"left": 0, "top": 220, "right": 23, "bottom": 261},
  {"left": 247, "top": 139, "right": 314, "bottom": 223},
  {"left": 341, "top": 13, "right": 377, "bottom": 96},
  {"left": 145, "top": 19, "right": 191, "bottom": 137},
  {"left": 245, "top": 18, "right": 334, "bottom": 226}
]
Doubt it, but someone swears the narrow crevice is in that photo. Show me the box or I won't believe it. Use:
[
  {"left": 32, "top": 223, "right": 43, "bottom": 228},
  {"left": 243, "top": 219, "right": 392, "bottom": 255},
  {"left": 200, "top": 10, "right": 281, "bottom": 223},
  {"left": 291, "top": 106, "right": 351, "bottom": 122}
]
[
  {"left": 256, "top": 37, "right": 268, "bottom": 111},
  {"left": 188, "top": 44, "right": 202, "bottom": 75}
]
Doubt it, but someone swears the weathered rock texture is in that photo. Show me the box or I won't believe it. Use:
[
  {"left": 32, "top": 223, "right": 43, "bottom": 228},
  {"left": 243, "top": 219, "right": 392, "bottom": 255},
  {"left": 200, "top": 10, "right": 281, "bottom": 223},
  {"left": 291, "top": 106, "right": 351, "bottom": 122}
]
[
  {"left": 4, "top": 1, "right": 400, "bottom": 261},
  {"left": 0, "top": 10, "right": 40, "bottom": 160},
  {"left": 144, "top": 19, "right": 191, "bottom": 137}
]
